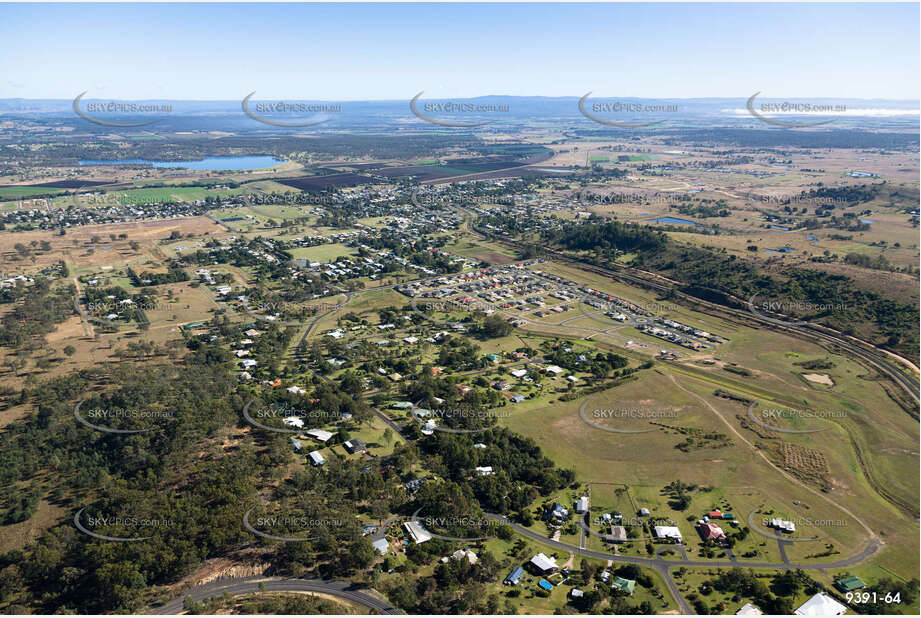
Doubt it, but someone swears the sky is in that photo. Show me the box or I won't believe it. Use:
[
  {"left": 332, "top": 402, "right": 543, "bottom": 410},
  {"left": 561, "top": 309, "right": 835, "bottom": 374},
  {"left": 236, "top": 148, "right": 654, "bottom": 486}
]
[{"left": 0, "top": 2, "right": 918, "bottom": 100}]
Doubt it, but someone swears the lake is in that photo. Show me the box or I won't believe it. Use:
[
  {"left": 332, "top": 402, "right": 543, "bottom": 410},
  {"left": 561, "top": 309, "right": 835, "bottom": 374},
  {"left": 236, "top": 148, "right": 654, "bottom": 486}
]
[
  {"left": 647, "top": 216, "right": 699, "bottom": 226},
  {"left": 79, "top": 155, "right": 285, "bottom": 171}
]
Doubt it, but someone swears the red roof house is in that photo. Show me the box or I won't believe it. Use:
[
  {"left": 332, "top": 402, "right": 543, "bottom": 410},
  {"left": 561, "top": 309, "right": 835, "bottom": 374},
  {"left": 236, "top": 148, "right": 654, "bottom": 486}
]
[{"left": 699, "top": 521, "right": 727, "bottom": 542}]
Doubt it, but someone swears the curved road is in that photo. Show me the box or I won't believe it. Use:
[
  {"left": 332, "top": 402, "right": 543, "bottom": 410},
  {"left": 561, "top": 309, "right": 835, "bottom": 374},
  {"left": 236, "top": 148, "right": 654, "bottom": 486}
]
[
  {"left": 147, "top": 576, "right": 401, "bottom": 615},
  {"left": 477, "top": 226, "right": 919, "bottom": 408},
  {"left": 489, "top": 513, "right": 881, "bottom": 615}
]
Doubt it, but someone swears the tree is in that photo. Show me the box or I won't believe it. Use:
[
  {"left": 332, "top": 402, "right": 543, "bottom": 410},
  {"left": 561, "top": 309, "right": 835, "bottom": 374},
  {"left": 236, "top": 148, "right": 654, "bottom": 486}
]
[{"left": 63, "top": 345, "right": 76, "bottom": 357}]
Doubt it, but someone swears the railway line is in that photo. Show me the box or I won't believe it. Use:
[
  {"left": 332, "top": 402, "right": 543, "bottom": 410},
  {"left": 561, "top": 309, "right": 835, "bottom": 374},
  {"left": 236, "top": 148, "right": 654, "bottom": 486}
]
[{"left": 479, "top": 229, "right": 919, "bottom": 411}]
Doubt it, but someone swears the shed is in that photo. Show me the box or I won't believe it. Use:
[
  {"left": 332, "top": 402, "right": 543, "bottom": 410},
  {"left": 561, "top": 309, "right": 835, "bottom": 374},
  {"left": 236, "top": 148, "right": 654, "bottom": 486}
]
[
  {"left": 504, "top": 566, "right": 524, "bottom": 585},
  {"left": 835, "top": 575, "right": 866, "bottom": 592}
]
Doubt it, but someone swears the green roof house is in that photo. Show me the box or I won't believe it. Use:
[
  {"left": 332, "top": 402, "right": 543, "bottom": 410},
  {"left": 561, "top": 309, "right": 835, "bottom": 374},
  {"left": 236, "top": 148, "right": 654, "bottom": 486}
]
[
  {"left": 612, "top": 577, "right": 635, "bottom": 595},
  {"left": 835, "top": 576, "right": 866, "bottom": 592}
]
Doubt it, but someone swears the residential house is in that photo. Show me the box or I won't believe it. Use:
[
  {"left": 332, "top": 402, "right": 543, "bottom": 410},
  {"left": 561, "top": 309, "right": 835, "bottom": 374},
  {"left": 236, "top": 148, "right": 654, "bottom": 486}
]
[
  {"left": 794, "top": 593, "right": 848, "bottom": 616},
  {"left": 404, "top": 520, "right": 432, "bottom": 544},
  {"left": 654, "top": 525, "right": 682, "bottom": 542},
  {"left": 529, "top": 553, "right": 559, "bottom": 574}
]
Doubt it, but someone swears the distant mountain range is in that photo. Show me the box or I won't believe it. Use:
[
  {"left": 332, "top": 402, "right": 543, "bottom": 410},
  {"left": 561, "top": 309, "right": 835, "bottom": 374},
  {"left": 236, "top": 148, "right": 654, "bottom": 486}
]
[{"left": 1, "top": 96, "right": 917, "bottom": 133}]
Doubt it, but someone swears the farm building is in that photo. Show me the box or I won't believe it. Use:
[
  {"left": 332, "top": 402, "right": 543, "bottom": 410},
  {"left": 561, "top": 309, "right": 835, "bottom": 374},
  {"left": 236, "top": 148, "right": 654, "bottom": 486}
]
[
  {"left": 575, "top": 496, "right": 589, "bottom": 513},
  {"left": 308, "top": 451, "right": 326, "bottom": 466},
  {"left": 344, "top": 438, "right": 367, "bottom": 454}
]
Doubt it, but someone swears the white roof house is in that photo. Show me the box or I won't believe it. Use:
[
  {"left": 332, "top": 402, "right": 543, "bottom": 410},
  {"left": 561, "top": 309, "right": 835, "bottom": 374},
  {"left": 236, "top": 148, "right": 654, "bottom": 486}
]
[
  {"left": 545, "top": 365, "right": 564, "bottom": 375},
  {"left": 475, "top": 466, "right": 494, "bottom": 476},
  {"left": 306, "top": 429, "right": 334, "bottom": 442},
  {"left": 794, "top": 593, "right": 848, "bottom": 616},
  {"left": 576, "top": 496, "right": 589, "bottom": 513},
  {"left": 451, "top": 549, "right": 478, "bottom": 564},
  {"left": 308, "top": 451, "right": 326, "bottom": 466},
  {"left": 530, "top": 553, "right": 559, "bottom": 573},
  {"left": 736, "top": 603, "right": 763, "bottom": 615},
  {"left": 286, "top": 385, "right": 306, "bottom": 395},
  {"left": 372, "top": 538, "right": 390, "bottom": 555},
  {"left": 654, "top": 526, "right": 683, "bottom": 541},
  {"left": 282, "top": 416, "right": 304, "bottom": 428},
  {"left": 404, "top": 520, "right": 432, "bottom": 544},
  {"left": 510, "top": 369, "right": 528, "bottom": 378},
  {"left": 770, "top": 517, "right": 796, "bottom": 533}
]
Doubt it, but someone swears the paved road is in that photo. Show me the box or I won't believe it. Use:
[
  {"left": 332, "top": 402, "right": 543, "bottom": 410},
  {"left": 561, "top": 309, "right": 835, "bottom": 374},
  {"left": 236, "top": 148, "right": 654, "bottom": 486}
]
[
  {"left": 147, "top": 576, "right": 401, "bottom": 615},
  {"left": 489, "top": 513, "right": 881, "bottom": 614},
  {"left": 493, "top": 513, "right": 881, "bottom": 571}
]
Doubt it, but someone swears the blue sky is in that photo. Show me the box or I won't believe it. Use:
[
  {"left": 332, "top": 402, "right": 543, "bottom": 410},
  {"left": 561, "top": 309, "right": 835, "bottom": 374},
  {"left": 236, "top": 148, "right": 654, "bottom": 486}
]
[{"left": 0, "top": 2, "right": 917, "bottom": 100}]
